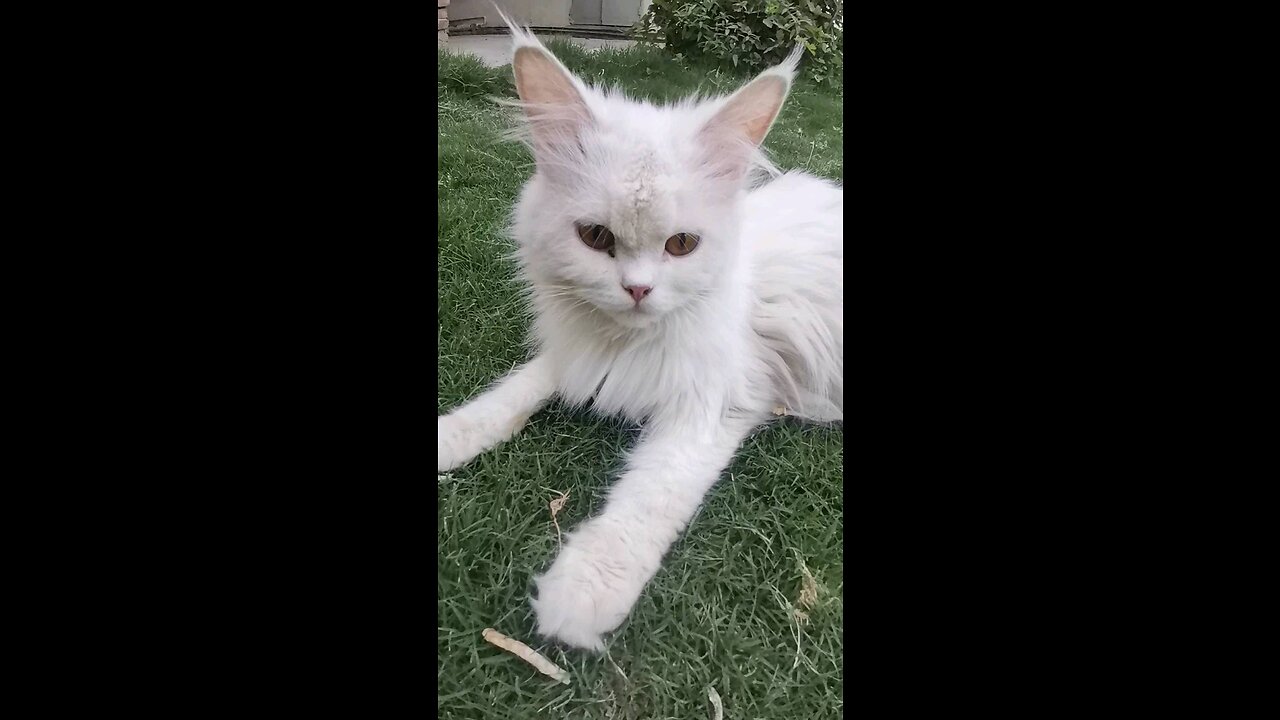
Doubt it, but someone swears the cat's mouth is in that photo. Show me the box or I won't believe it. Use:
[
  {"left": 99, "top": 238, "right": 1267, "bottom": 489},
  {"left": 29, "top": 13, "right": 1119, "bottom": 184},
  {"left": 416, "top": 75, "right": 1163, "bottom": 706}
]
[{"left": 610, "top": 305, "right": 658, "bottom": 328}]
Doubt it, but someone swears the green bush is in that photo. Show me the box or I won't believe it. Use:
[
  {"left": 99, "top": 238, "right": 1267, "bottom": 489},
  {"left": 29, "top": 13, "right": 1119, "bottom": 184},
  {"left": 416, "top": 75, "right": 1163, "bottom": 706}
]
[{"left": 636, "top": 0, "right": 843, "bottom": 87}]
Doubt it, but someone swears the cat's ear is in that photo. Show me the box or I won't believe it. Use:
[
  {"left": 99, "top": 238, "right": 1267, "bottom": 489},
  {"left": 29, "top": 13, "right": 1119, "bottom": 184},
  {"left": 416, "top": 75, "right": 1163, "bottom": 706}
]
[
  {"left": 698, "top": 45, "right": 803, "bottom": 180},
  {"left": 493, "top": 6, "right": 593, "bottom": 170},
  {"left": 509, "top": 40, "right": 594, "bottom": 171},
  {"left": 513, "top": 45, "right": 590, "bottom": 123}
]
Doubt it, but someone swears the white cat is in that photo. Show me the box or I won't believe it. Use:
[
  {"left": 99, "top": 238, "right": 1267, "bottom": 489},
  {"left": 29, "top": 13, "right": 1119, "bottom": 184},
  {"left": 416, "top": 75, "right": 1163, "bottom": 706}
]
[{"left": 438, "top": 27, "right": 843, "bottom": 651}]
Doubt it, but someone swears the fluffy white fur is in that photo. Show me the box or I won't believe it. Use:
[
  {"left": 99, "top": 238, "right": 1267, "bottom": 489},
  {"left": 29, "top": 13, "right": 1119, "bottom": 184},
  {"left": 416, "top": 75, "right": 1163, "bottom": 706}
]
[{"left": 438, "top": 25, "right": 843, "bottom": 651}]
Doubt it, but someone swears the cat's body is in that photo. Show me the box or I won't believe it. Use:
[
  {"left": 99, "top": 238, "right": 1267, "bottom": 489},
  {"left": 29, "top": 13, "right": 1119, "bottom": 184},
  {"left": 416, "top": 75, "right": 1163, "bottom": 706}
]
[
  {"left": 438, "top": 25, "right": 842, "bottom": 651},
  {"left": 516, "top": 169, "right": 842, "bottom": 427}
]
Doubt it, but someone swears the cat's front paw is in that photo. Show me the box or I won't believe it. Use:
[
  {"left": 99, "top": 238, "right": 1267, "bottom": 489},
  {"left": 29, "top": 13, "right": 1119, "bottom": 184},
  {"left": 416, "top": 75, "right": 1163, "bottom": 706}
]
[
  {"left": 531, "top": 518, "right": 657, "bottom": 652},
  {"left": 437, "top": 415, "right": 472, "bottom": 472}
]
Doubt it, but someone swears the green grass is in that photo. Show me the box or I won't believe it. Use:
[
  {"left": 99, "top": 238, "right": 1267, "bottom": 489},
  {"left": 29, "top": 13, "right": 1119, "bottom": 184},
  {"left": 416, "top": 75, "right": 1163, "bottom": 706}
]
[{"left": 438, "top": 41, "right": 844, "bottom": 720}]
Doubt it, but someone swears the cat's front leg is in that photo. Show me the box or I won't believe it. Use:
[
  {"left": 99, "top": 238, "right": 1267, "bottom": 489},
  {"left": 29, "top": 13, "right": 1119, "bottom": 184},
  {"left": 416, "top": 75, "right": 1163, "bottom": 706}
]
[
  {"left": 531, "top": 414, "right": 760, "bottom": 651},
  {"left": 438, "top": 355, "right": 556, "bottom": 472}
]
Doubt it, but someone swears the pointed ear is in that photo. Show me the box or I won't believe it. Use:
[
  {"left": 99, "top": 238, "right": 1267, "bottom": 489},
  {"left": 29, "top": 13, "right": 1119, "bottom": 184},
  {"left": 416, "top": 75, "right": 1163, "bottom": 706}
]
[
  {"left": 511, "top": 45, "right": 593, "bottom": 165},
  {"left": 698, "top": 48, "right": 801, "bottom": 180},
  {"left": 704, "top": 74, "right": 790, "bottom": 146},
  {"left": 513, "top": 46, "right": 584, "bottom": 111}
]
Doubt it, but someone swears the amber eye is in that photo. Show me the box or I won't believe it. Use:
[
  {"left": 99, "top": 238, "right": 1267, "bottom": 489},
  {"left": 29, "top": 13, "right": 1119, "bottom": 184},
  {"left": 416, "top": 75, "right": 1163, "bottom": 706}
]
[
  {"left": 665, "top": 232, "right": 700, "bottom": 256},
  {"left": 576, "top": 223, "right": 615, "bottom": 253}
]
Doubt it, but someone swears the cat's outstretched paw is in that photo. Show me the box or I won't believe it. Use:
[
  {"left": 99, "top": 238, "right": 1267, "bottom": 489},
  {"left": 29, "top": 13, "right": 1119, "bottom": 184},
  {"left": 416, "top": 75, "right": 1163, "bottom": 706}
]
[
  {"left": 438, "top": 408, "right": 534, "bottom": 473},
  {"left": 437, "top": 416, "right": 460, "bottom": 472},
  {"left": 437, "top": 415, "right": 477, "bottom": 472},
  {"left": 531, "top": 519, "right": 655, "bottom": 652}
]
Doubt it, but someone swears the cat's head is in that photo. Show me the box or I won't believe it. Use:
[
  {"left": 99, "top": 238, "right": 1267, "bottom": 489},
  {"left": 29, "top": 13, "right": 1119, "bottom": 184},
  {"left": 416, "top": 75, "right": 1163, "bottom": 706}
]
[{"left": 503, "top": 27, "right": 801, "bottom": 329}]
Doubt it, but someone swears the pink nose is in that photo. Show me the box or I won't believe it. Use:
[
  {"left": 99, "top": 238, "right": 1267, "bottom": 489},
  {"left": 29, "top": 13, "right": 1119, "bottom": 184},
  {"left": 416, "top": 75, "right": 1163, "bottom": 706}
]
[{"left": 624, "top": 284, "right": 652, "bottom": 303}]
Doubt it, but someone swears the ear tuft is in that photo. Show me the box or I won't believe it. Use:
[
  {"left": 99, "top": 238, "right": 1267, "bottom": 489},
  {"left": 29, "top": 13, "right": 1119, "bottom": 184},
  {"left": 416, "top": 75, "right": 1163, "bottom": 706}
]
[{"left": 776, "top": 43, "right": 805, "bottom": 80}]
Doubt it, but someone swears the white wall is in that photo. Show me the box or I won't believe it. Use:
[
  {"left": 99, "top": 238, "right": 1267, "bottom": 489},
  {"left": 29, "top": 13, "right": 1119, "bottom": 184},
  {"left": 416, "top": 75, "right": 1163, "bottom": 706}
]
[
  {"left": 602, "top": 0, "right": 647, "bottom": 26},
  {"left": 451, "top": 0, "right": 646, "bottom": 28},
  {"left": 450, "top": 0, "right": 571, "bottom": 27}
]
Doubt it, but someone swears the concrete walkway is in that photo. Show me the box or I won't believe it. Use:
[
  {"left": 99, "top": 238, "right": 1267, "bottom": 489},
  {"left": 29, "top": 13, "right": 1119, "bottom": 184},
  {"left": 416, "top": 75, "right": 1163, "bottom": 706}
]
[{"left": 441, "top": 34, "right": 636, "bottom": 68}]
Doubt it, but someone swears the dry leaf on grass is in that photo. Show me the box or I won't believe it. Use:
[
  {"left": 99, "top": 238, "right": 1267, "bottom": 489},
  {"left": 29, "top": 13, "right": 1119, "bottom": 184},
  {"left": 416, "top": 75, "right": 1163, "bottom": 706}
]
[
  {"left": 791, "top": 559, "right": 822, "bottom": 669},
  {"left": 707, "top": 685, "right": 724, "bottom": 720},
  {"left": 791, "top": 561, "right": 820, "bottom": 626},
  {"left": 481, "top": 627, "right": 571, "bottom": 685},
  {"left": 549, "top": 490, "right": 570, "bottom": 547},
  {"left": 797, "top": 562, "right": 819, "bottom": 610}
]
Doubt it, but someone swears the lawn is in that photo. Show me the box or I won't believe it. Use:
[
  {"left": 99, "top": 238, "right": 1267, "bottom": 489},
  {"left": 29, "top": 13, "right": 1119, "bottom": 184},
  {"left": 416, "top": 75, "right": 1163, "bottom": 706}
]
[{"left": 438, "top": 39, "right": 844, "bottom": 720}]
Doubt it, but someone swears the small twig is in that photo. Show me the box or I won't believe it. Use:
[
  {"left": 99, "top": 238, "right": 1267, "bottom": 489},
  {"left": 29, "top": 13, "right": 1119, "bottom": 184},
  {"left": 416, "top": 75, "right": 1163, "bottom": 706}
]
[
  {"left": 792, "top": 614, "right": 804, "bottom": 669},
  {"left": 549, "top": 490, "right": 570, "bottom": 547},
  {"left": 605, "top": 647, "right": 629, "bottom": 683},
  {"left": 481, "top": 627, "right": 571, "bottom": 685}
]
